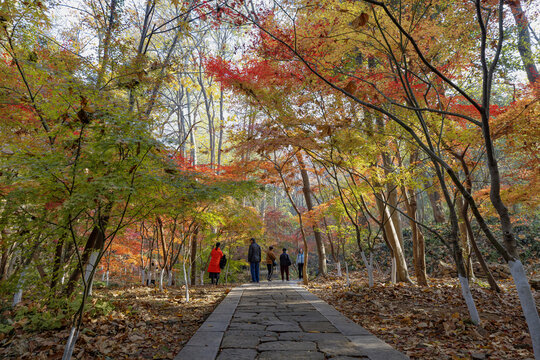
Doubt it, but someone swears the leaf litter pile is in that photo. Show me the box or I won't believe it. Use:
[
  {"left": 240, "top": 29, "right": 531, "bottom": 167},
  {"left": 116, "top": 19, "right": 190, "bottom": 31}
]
[
  {"left": 0, "top": 285, "right": 229, "bottom": 359},
  {"left": 308, "top": 272, "right": 539, "bottom": 359}
]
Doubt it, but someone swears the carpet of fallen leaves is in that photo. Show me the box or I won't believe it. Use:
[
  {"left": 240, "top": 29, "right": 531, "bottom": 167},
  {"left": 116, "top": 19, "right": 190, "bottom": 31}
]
[
  {"left": 0, "top": 285, "right": 229, "bottom": 359},
  {"left": 308, "top": 272, "right": 539, "bottom": 360}
]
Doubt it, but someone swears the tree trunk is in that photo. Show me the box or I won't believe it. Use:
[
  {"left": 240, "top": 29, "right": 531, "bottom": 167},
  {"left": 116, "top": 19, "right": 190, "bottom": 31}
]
[
  {"left": 402, "top": 186, "right": 428, "bottom": 286},
  {"left": 386, "top": 184, "right": 403, "bottom": 247},
  {"left": 457, "top": 197, "right": 474, "bottom": 280},
  {"left": 50, "top": 234, "right": 65, "bottom": 293},
  {"left": 96, "top": 0, "right": 118, "bottom": 88},
  {"left": 159, "top": 268, "right": 165, "bottom": 291},
  {"left": 376, "top": 196, "right": 411, "bottom": 283},
  {"left": 296, "top": 153, "right": 327, "bottom": 276},
  {"left": 85, "top": 251, "right": 99, "bottom": 296},
  {"left": 361, "top": 251, "right": 374, "bottom": 287},
  {"left": 506, "top": 0, "right": 539, "bottom": 85},
  {"left": 190, "top": 228, "right": 198, "bottom": 286},
  {"left": 217, "top": 88, "right": 225, "bottom": 167},
  {"left": 183, "top": 258, "right": 190, "bottom": 302},
  {"left": 509, "top": 259, "right": 540, "bottom": 356},
  {"left": 427, "top": 181, "right": 445, "bottom": 223},
  {"left": 12, "top": 267, "right": 26, "bottom": 306},
  {"left": 65, "top": 224, "right": 105, "bottom": 296}
]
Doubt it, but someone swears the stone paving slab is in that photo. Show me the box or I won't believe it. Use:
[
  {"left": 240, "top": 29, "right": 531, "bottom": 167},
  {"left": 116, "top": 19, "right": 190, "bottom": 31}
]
[{"left": 175, "top": 282, "right": 408, "bottom": 360}]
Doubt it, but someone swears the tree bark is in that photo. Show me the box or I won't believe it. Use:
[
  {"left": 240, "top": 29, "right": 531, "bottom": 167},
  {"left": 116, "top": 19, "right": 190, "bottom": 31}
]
[
  {"left": 457, "top": 197, "right": 475, "bottom": 280},
  {"left": 50, "top": 233, "right": 65, "bottom": 294},
  {"left": 427, "top": 181, "right": 445, "bottom": 223},
  {"left": 64, "top": 225, "right": 105, "bottom": 296},
  {"left": 190, "top": 227, "right": 198, "bottom": 286},
  {"left": 402, "top": 186, "right": 428, "bottom": 286},
  {"left": 376, "top": 195, "right": 411, "bottom": 283},
  {"left": 506, "top": 0, "right": 539, "bottom": 85},
  {"left": 296, "top": 153, "right": 327, "bottom": 276},
  {"left": 96, "top": 0, "right": 118, "bottom": 88}
]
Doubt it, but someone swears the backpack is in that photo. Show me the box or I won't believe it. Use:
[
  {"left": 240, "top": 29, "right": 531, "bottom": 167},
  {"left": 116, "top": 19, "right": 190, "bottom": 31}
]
[
  {"left": 219, "top": 254, "right": 227, "bottom": 269},
  {"left": 286, "top": 255, "right": 292, "bottom": 267}
]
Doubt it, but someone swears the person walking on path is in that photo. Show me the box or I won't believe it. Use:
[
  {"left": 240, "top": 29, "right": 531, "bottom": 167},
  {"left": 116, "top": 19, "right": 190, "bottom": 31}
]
[
  {"left": 248, "top": 238, "right": 261, "bottom": 283},
  {"left": 266, "top": 246, "right": 277, "bottom": 281},
  {"left": 208, "top": 242, "right": 224, "bottom": 285},
  {"left": 280, "top": 248, "right": 292, "bottom": 281},
  {"left": 296, "top": 248, "right": 305, "bottom": 280}
]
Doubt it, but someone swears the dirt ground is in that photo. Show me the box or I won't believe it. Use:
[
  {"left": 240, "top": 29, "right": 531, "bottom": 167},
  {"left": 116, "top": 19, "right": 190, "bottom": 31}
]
[
  {"left": 308, "top": 271, "right": 538, "bottom": 359},
  {"left": 0, "top": 284, "right": 229, "bottom": 359}
]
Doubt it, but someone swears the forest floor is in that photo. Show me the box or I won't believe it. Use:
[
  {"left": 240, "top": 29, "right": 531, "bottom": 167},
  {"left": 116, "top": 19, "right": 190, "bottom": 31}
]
[
  {"left": 0, "top": 284, "right": 229, "bottom": 359},
  {"left": 308, "top": 270, "right": 539, "bottom": 360}
]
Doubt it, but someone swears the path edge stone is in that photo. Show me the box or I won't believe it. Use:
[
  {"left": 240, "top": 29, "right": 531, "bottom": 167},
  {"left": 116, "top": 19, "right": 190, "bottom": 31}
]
[
  {"left": 291, "top": 283, "right": 410, "bottom": 360},
  {"left": 174, "top": 287, "right": 243, "bottom": 360}
]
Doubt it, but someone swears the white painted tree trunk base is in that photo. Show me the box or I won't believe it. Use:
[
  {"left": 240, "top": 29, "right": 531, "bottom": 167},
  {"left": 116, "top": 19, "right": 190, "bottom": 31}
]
[
  {"left": 183, "top": 261, "right": 190, "bottom": 302},
  {"left": 85, "top": 251, "right": 99, "bottom": 296},
  {"left": 167, "top": 271, "right": 173, "bottom": 286},
  {"left": 509, "top": 260, "right": 540, "bottom": 359},
  {"left": 12, "top": 289, "right": 23, "bottom": 307},
  {"left": 62, "top": 326, "right": 79, "bottom": 360},
  {"left": 141, "top": 269, "right": 146, "bottom": 286},
  {"left": 345, "top": 261, "right": 350, "bottom": 287},
  {"left": 391, "top": 257, "right": 397, "bottom": 284},
  {"left": 12, "top": 268, "right": 27, "bottom": 307},
  {"left": 159, "top": 269, "right": 165, "bottom": 291},
  {"left": 458, "top": 275, "right": 480, "bottom": 325},
  {"left": 105, "top": 271, "right": 109, "bottom": 287},
  {"left": 361, "top": 252, "right": 374, "bottom": 288}
]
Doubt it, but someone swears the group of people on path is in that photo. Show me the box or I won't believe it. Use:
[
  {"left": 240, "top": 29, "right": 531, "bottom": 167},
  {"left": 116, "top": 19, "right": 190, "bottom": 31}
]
[
  {"left": 250, "top": 238, "right": 305, "bottom": 283},
  {"left": 206, "top": 238, "right": 305, "bottom": 284}
]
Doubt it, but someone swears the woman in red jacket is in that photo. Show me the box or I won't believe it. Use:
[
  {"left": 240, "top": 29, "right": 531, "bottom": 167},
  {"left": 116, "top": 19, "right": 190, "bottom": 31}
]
[{"left": 207, "top": 242, "right": 224, "bottom": 285}]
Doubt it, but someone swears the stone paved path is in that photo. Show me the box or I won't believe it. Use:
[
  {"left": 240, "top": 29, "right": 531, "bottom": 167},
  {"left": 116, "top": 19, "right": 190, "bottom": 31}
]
[{"left": 175, "top": 282, "right": 408, "bottom": 360}]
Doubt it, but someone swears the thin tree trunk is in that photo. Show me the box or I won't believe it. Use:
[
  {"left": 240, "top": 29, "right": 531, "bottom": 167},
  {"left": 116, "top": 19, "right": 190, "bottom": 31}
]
[
  {"left": 452, "top": 150, "right": 500, "bottom": 291},
  {"left": 12, "top": 267, "right": 26, "bottom": 306},
  {"left": 377, "top": 196, "right": 411, "bottom": 283},
  {"left": 50, "top": 234, "right": 65, "bottom": 293},
  {"left": 427, "top": 181, "right": 445, "bottom": 223},
  {"left": 85, "top": 251, "right": 99, "bottom": 296},
  {"left": 96, "top": 0, "right": 118, "bottom": 88},
  {"left": 361, "top": 251, "right": 374, "bottom": 288},
  {"left": 506, "top": 0, "right": 539, "bottom": 84},
  {"left": 296, "top": 153, "right": 327, "bottom": 276},
  {"left": 402, "top": 186, "right": 428, "bottom": 286},
  {"left": 457, "top": 197, "right": 474, "bottom": 280},
  {"left": 183, "top": 257, "right": 190, "bottom": 302},
  {"left": 65, "top": 223, "right": 105, "bottom": 296},
  {"left": 217, "top": 88, "right": 225, "bottom": 166},
  {"left": 190, "top": 228, "right": 198, "bottom": 286}
]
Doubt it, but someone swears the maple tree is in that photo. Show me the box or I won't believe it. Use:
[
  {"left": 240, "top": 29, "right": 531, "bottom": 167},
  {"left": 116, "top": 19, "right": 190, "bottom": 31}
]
[
  {"left": 205, "top": 0, "right": 540, "bottom": 354},
  {"left": 0, "top": 0, "right": 539, "bottom": 358}
]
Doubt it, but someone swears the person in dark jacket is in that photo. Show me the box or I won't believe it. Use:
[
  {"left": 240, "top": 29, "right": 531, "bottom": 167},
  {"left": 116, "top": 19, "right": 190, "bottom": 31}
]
[
  {"left": 248, "top": 238, "right": 262, "bottom": 283},
  {"left": 279, "top": 248, "right": 292, "bottom": 281}
]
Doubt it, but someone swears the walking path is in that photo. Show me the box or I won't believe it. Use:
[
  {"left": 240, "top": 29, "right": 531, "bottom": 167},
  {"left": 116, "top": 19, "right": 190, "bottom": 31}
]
[{"left": 175, "top": 282, "right": 408, "bottom": 360}]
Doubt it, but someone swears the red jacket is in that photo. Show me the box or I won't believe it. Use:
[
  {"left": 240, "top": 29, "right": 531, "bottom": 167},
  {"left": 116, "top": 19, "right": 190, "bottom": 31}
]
[{"left": 207, "top": 248, "right": 223, "bottom": 273}]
